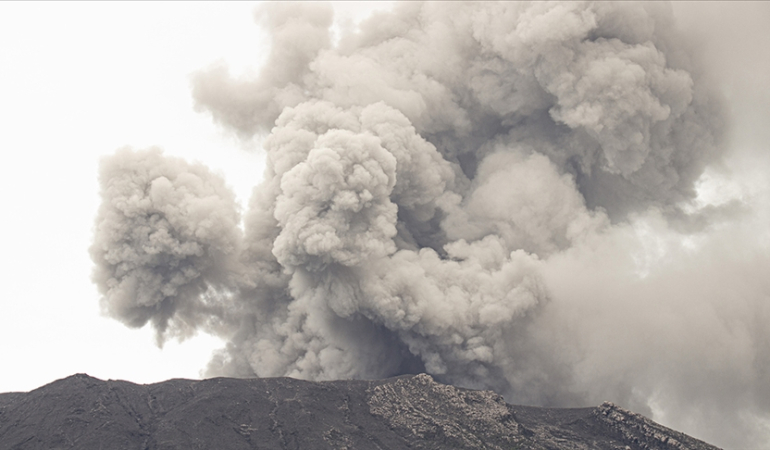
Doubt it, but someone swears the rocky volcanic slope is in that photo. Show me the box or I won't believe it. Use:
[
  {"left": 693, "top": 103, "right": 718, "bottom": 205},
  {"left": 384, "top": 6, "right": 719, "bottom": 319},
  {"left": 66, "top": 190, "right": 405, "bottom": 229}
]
[{"left": 0, "top": 373, "right": 720, "bottom": 450}]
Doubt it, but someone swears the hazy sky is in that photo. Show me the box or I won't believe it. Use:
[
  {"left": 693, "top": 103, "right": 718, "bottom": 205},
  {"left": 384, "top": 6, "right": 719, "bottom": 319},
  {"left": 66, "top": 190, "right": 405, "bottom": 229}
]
[
  {"left": 0, "top": 2, "right": 259, "bottom": 391},
  {"left": 1, "top": 3, "right": 769, "bottom": 449}
]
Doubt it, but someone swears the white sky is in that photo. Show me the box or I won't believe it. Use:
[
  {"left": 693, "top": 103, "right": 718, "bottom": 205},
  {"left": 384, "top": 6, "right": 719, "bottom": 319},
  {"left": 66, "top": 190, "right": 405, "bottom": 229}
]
[
  {"left": 0, "top": 1, "right": 392, "bottom": 393},
  {"left": 0, "top": 1, "right": 767, "bottom": 402}
]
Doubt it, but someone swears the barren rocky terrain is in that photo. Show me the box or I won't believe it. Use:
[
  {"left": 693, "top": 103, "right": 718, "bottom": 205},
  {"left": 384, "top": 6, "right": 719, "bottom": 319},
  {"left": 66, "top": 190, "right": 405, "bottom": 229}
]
[{"left": 0, "top": 373, "right": 720, "bottom": 449}]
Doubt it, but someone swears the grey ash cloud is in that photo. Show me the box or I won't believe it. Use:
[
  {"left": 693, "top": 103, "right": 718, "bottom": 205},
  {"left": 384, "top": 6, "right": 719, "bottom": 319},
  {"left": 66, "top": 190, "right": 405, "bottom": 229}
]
[{"left": 90, "top": 2, "right": 770, "bottom": 448}]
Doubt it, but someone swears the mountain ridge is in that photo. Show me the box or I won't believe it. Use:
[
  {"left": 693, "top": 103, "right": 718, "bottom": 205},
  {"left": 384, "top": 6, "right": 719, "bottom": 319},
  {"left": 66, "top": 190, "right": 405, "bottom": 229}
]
[{"left": 0, "top": 373, "right": 721, "bottom": 449}]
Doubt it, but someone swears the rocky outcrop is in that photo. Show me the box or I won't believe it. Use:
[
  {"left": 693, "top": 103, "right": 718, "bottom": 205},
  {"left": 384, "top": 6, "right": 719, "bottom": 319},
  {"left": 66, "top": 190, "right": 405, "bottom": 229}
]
[
  {"left": 0, "top": 373, "right": 720, "bottom": 450},
  {"left": 592, "top": 402, "right": 712, "bottom": 450}
]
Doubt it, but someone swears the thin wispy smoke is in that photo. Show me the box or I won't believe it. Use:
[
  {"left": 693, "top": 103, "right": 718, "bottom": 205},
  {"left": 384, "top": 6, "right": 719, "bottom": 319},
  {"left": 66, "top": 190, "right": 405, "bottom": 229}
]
[{"left": 91, "top": 2, "right": 770, "bottom": 448}]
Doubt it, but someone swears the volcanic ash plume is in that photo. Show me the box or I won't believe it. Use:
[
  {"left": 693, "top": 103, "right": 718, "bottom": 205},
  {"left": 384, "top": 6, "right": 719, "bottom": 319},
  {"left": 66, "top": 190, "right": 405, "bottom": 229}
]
[
  {"left": 91, "top": 2, "right": 770, "bottom": 448},
  {"left": 90, "top": 148, "right": 242, "bottom": 339}
]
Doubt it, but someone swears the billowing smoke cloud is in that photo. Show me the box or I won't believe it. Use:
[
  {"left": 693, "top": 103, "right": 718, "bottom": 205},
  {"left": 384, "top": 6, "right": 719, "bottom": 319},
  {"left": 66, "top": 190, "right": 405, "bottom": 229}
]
[
  {"left": 90, "top": 148, "right": 242, "bottom": 340},
  {"left": 91, "top": 2, "right": 770, "bottom": 448}
]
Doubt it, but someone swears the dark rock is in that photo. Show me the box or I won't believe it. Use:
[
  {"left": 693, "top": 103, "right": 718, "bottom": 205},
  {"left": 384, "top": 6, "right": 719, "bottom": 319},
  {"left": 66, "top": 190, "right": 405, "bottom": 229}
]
[{"left": 0, "top": 373, "right": 721, "bottom": 450}]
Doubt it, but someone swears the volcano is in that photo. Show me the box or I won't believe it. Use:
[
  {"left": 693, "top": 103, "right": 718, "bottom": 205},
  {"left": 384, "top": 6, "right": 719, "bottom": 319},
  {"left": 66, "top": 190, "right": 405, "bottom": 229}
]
[{"left": 0, "top": 373, "right": 719, "bottom": 449}]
